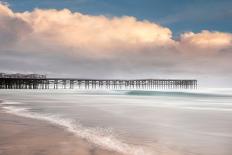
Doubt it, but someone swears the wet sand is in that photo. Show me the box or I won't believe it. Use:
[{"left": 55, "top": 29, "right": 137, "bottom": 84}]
[{"left": 0, "top": 109, "right": 121, "bottom": 155}]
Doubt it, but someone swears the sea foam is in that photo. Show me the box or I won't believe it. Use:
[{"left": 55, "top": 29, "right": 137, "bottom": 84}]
[{"left": 1, "top": 102, "right": 151, "bottom": 155}]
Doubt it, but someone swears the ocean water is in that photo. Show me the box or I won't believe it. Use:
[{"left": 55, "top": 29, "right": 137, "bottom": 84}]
[{"left": 0, "top": 88, "right": 232, "bottom": 155}]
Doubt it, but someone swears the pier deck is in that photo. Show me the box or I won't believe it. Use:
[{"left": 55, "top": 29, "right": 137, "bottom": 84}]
[{"left": 0, "top": 78, "right": 197, "bottom": 89}]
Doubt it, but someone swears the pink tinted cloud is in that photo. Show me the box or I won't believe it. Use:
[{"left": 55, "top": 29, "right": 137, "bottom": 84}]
[{"left": 0, "top": 3, "right": 231, "bottom": 56}]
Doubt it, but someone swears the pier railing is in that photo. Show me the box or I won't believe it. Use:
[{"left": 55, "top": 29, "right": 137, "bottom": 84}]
[{"left": 0, "top": 78, "right": 197, "bottom": 89}]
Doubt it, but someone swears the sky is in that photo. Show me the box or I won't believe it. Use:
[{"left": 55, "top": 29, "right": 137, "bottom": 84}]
[{"left": 0, "top": 0, "right": 232, "bottom": 87}]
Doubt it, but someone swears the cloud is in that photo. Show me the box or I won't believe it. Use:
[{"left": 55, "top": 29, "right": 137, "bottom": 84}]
[
  {"left": 180, "top": 30, "right": 232, "bottom": 49},
  {"left": 0, "top": 3, "right": 232, "bottom": 86},
  {"left": 1, "top": 3, "right": 231, "bottom": 54},
  {"left": 177, "top": 30, "right": 232, "bottom": 57},
  {"left": 0, "top": 2, "right": 12, "bottom": 16},
  {"left": 4, "top": 4, "right": 174, "bottom": 54},
  {"left": 0, "top": 3, "right": 32, "bottom": 48}
]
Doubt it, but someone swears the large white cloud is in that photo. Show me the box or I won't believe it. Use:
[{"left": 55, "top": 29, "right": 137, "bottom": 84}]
[
  {"left": 1, "top": 4, "right": 175, "bottom": 54},
  {"left": 1, "top": 3, "right": 231, "bottom": 54}
]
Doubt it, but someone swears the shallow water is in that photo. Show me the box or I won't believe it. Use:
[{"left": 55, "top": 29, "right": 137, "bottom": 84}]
[{"left": 0, "top": 89, "right": 232, "bottom": 155}]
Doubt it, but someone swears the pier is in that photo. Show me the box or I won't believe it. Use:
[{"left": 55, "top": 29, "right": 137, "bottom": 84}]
[{"left": 0, "top": 73, "right": 197, "bottom": 90}]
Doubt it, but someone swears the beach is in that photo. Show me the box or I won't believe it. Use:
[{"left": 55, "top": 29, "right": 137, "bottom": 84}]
[
  {"left": 0, "top": 89, "right": 232, "bottom": 155},
  {"left": 0, "top": 107, "right": 121, "bottom": 155}
]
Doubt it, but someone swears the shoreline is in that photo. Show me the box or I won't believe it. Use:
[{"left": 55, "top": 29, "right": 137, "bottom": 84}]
[{"left": 0, "top": 107, "right": 121, "bottom": 155}]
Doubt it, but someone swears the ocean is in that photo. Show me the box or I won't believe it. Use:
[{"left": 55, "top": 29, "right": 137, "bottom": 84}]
[{"left": 0, "top": 89, "right": 232, "bottom": 155}]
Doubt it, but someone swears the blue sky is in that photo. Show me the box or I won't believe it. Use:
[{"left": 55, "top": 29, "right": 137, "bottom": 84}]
[{"left": 3, "top": 0, "right": 232, "bottom": 36}]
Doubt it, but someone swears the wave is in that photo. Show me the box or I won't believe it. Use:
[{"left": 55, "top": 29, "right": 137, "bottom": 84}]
[
  {"left": 1, "top": 101, "right": 151, "bottom": 155},
  {"left": 182, "top": 107, "right": 232, "bottom": 112},
  {"left": 68, "top": 89, "right": 232, "bottom": 98},
  {"left": 0, "top": 101, "right": 24, "bottom": 105},
  {"left": 124, "top": 90, "right": 232, "bottom": 98}
]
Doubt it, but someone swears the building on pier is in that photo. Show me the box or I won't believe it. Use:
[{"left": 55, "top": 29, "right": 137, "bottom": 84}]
[{"left": 0, "top": 73, "right": 46, "bottom": 79}]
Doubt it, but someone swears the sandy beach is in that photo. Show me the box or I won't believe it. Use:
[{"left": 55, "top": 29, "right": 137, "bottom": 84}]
[
  {"left": 0, "top": 108, "right": 121, "bottom": 155},
  {"left": 1, "top": 89, "right": 232, "bottom": 155}
]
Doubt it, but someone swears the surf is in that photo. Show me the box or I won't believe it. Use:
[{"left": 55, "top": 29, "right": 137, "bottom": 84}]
[{"left": 0, "top": 100, "right": 152, "bottom": 155}]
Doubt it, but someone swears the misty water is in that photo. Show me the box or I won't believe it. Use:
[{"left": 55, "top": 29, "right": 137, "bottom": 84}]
[{"left": 0, "top": 89, "right": 232, "bottom": 155}]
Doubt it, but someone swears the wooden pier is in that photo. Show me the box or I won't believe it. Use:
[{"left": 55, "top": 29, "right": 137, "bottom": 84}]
[{"left": 0, "top": 78, "right": 197, "bottom": 90}]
